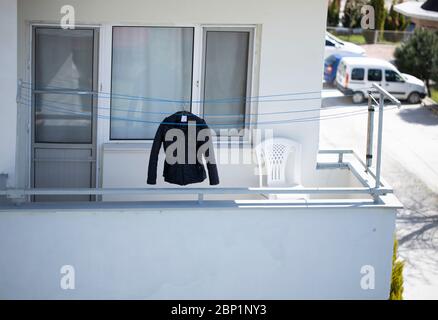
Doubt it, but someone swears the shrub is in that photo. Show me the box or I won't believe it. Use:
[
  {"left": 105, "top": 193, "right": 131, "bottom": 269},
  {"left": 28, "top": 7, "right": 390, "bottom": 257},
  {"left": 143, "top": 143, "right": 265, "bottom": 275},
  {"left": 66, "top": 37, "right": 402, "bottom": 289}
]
[
  {"left": 370, "top": 0, "right": 387, "bottom": 32},
  {"left": 390, "top": 239, "right": 404, "bottom": 300},
  {"left": 342, "top": 0, "right": 368, "bottom": 28},
  {"left": 327, "top": 0, "right": 341, "bottom": 27},
  {"left": 394, "top": 28, "right": 438, "bottom": 96},
  {"left": 385, "top": 0, "right": 409, "bottom": 31},
  {"left": 384, "top": 1, "right": 410, "bottom": 42}
]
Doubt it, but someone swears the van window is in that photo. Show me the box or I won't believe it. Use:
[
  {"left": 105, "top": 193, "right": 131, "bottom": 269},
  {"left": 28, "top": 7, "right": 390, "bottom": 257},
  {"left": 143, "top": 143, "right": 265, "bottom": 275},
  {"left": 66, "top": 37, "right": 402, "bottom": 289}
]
[
  {"left": 368, "top": 69, "right": 382, "bottom": 82},
  {"left": 325, "top": 40, "right": 335, "bottom": 47},
  {"left": 385, "top": 70, "right": 404, "bottom": 82},
  {"left": 351, "top": 68, "right": 365, "bottom": 81}
]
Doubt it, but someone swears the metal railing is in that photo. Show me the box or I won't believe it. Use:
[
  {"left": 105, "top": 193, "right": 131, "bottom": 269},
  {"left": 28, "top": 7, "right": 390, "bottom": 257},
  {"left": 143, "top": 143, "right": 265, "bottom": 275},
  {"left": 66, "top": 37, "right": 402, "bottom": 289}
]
[
  {"left": 366, "top": 84, "right": 401, "bottom": 194},
  {"left": 0, "top": 159, "right": 391, "bottom": 205},
  {"left": 0, "top": 85, "right": 400, "bottom": 205},
  {"left": 0, "top": 186, "right": 392, "bottom": 197}
]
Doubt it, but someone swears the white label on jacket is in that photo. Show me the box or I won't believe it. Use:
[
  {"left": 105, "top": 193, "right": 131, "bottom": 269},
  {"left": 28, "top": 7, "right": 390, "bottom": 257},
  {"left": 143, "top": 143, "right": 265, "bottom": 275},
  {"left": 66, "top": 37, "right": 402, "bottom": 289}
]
[{"left": 181, "top": 115, "right": 188, "bottom": 122}]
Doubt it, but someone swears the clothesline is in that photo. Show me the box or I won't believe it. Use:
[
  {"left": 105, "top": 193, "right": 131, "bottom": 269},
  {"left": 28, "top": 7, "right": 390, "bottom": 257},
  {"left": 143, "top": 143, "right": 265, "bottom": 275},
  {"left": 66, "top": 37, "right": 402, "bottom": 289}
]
[
  {"left": 20, "top": 81, "right": 375, "bottom": 104},
  {"left": 17, "top": 93, "right": 397, "bottom": 127}
]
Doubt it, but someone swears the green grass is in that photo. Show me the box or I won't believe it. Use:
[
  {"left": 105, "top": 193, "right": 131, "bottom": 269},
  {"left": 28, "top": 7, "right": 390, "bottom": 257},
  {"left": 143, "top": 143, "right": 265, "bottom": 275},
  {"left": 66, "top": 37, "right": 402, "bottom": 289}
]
[
  {"left": 431, "top": 86, "right": 438, "bottom": 104},
  {"left": 335, "top": 33, "right": 401, "bottom": 45},
  {"left": 336, "top": 34, "right": 366, "bottom": 45}
]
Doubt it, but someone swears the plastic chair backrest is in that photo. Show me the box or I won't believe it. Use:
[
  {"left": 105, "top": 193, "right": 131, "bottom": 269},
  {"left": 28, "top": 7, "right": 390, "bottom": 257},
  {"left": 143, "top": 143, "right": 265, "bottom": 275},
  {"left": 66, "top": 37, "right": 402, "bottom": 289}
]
[{"left": 255, "top": 138, "right": 302, "bottom": 187}]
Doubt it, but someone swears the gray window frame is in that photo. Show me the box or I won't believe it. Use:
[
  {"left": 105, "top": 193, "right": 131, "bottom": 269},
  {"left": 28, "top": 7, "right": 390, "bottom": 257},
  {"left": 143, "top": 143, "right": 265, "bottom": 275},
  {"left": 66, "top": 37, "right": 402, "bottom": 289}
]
[
  {"left": 200, "top": 26, "right": 255, "bottom": 138},
  {"left": 31, "top": 26, "right": 99, "bottom": 200}
]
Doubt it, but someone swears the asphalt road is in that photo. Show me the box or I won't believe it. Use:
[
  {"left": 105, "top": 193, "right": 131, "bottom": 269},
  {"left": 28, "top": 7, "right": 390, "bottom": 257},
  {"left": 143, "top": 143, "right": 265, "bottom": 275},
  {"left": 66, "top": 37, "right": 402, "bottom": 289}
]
[{"left": 320, "top": 88, "right": 438, "bottom": 299}]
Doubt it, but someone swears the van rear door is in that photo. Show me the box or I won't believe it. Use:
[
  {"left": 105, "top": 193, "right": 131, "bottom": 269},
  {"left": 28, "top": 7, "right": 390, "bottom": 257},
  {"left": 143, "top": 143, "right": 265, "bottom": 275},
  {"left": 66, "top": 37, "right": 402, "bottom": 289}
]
[{"left": 336, "top": 60, "right": 347, "bottom": 87}]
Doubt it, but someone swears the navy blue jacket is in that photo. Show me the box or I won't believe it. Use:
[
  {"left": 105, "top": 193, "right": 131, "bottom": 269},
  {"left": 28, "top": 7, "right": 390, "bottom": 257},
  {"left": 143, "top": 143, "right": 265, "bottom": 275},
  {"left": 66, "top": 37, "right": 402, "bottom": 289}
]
[{"left": 147, "top": 111, "right": 219, "bottom": 186}]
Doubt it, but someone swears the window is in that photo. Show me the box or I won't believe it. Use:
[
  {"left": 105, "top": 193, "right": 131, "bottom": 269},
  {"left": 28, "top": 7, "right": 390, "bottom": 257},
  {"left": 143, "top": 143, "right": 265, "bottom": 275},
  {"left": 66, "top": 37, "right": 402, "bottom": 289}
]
[
  {"left": 109, "top": 26, "right": 254, "bottom": 140},
  {"left": 351, "top": 68, "right": 365, "bottom": 81},
  {"left": 202, "top": 29, "right": 252, "bottom": 132},
  {"left": 34, "top": 28, "right": 95, "bottom": 144},
  {"left": 110, "top": 27, "right": 194, "bottom": 140},
  {"left": 368, "top": 69, "right": 382, "bottom": 82},
  {"left": 385, "top": 70, "right": 404, "bottom": 82},
  {"left": 325, "top": 40, "right": 335, "bottom": 47}
]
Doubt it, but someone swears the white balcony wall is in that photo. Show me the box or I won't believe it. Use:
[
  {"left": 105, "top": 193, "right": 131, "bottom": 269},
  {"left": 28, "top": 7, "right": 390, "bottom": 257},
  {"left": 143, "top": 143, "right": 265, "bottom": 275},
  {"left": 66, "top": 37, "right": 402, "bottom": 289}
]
[
  {"left": 101, "top": 143, "right": 259, "bottom": 201},
  {"left": 0, "top": 205, "right": 396, "bottom": 299},
  {"left": 101, "top": 145, "right": 367, "bottom": 201},
  {"left": 0, "top": 0, "right": 17, "bottom": 188}
]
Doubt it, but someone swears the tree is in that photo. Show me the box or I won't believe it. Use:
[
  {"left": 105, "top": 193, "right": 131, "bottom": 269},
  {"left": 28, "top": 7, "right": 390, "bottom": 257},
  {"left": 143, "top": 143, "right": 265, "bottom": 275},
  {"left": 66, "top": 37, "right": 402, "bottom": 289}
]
[
  {"left": 385, "top": 0, "right": 408, "bottom": 31},
  {"left": 370, "top": 0, "right": 387, "bottom": 33},
  {"left": 384, "top": 1, "right": 409, "bottom": 42},
  {"left": 394, "top": 28, "right": 438, "bottom": 96},
  {"left": 327, "top": 0, "right": 341, "bottom": 27},
  {"left": 342, "top": 0, "right": 368, "bottom": 28}
]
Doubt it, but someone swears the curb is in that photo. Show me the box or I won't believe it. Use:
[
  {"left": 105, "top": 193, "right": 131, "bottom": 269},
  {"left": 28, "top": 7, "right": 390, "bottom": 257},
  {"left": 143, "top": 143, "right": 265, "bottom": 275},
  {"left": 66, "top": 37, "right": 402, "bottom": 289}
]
[{"left": 423, "top": 97, "right": 438, "bottom": 116}]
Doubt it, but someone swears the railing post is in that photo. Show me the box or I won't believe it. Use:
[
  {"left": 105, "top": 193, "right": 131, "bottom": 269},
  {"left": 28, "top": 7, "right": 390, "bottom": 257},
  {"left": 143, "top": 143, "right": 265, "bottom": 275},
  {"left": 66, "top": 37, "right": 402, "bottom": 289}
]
[
  {"left": 369, "top": 83, "right": 401, "bottom": 200},
  {"left": 365, "top": 91, "right": 375, "bottom": 171},
  {"left": 338, "top": 152, "right": 343, "bottom": 164},
  {"left": 197, "top": 193, "right": 204, "bottom": 204},
  {"left": 375, "top": 93, "right": 385, "bottom": 190}
]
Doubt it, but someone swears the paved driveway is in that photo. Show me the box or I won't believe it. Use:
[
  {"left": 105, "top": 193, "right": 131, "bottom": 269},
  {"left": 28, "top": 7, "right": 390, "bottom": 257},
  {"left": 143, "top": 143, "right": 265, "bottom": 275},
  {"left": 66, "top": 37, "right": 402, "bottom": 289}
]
[
  {"left": 361, "top": 44, "right": 396, "bottom": 62},
  {"left": 320, "top": 88, "right": 438, "bottom": 299}
]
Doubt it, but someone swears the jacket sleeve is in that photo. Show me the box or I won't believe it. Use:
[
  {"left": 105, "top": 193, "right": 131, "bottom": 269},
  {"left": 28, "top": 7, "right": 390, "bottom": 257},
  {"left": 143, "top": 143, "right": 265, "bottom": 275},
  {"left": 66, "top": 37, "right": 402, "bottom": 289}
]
[
  {"left": 202, "top": 121, "right": 220, "bottom": 186},
  {"left": 147, "top": 123, "right": 165, "bottom": 185}
]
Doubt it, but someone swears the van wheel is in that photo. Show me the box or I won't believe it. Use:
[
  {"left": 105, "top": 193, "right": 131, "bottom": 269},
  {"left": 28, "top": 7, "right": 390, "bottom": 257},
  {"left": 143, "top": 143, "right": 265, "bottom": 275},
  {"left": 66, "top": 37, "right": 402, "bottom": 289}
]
[
  {"left": 408, "top": 92, "right": 421, "bottom": 104},
  {"left": 352, "top": 92, "right": 365, "bottom": 104}
]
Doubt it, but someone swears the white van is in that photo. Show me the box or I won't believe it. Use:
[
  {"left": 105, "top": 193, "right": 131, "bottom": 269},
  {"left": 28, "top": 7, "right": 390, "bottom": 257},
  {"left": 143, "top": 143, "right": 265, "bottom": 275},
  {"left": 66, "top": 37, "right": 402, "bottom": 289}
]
[{"left": 336, "top": 57, "right": 427, "bottom": 104}]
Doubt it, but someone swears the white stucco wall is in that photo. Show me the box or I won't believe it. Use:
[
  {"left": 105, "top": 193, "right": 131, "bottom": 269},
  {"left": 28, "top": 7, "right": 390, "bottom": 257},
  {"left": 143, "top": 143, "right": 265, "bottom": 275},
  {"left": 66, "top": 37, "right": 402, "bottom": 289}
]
[
  {"left": 102, "top": 143, "right": 260, "bottom": 201},
  {"left": 15, "top": 0, "right": 328, "bottom": 189},
  {"left": 0, "top": 206, "right": 396, "bottom": 299},
  {"left": 0, "top": 0, "right": 17, "bottom": 188},
  {"left": 0, "top": 0, "right": 400, "bottom": 301}
]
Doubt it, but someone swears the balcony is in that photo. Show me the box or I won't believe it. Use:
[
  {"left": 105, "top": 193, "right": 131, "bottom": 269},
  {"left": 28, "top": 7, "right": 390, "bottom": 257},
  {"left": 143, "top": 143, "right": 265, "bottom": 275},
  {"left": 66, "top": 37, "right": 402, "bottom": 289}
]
[
  {"left": 0, "top": 156, "right": 401, "bottom": 299},
  {"left": 0, "top": 85, "right": 402, "bottom": 299}
]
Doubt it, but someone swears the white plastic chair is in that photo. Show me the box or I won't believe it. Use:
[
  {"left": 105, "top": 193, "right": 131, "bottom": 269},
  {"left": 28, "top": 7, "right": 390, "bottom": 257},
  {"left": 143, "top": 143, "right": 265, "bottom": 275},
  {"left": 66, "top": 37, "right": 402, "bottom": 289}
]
[{"left": 255, "top": 138, "right": 307, "bottom": 200}]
